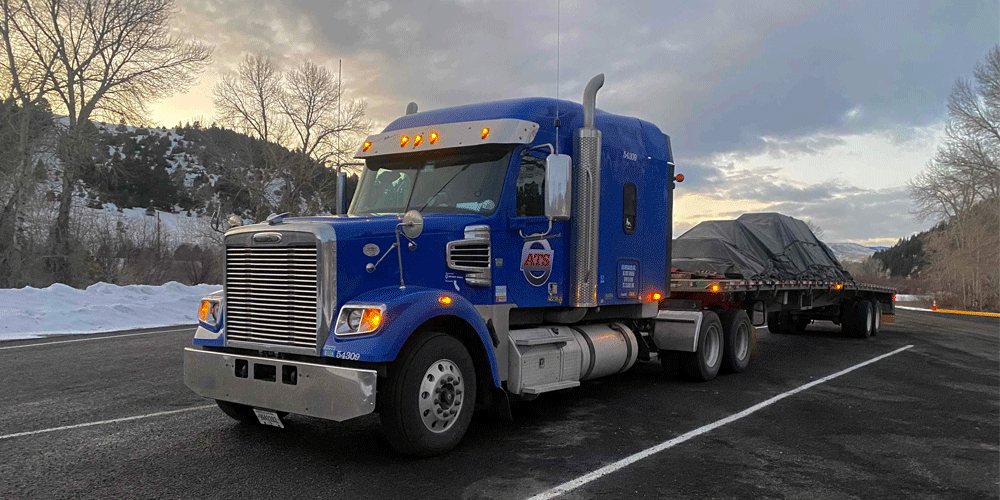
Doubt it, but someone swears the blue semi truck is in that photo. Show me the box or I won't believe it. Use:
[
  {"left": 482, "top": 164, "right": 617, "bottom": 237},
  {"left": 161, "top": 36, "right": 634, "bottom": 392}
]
[{"left": 184, "top": 75, "right": 895, "bottom": 455}]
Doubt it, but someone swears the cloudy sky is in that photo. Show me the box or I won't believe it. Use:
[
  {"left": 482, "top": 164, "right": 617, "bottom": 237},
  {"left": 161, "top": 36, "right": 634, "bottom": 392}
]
[{"left": 152, "top": 0, "right": 998, "bottom": 246}]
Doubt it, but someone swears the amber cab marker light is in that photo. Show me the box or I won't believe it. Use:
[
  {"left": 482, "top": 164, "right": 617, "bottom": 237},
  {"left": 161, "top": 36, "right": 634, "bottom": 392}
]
[
  {"left": 413, "top": 134, "right": 423, "bottom": 147},
  {"left": 481, "top": 127, "right": 490, "bottom": 139},
  {"left": 361, "top": 309, "right": 382, "bottom": 330},
  {"left": 675, "top": 173, "right": 685, "bottom": 183},
  {"left": 362, "top": 140, "right": 372, "bottom": 152},
  {"left": 439, "top": 295, "right": 453, "bottom": 305},
  {"left": 400, "top": 135, "right": 409, "bottom": 147},
  {"left": 429, "top": 131, "right": 439, "bottom": 144},
  {"left": 198, "top": 300, "right": 211, "bottom": 322}
]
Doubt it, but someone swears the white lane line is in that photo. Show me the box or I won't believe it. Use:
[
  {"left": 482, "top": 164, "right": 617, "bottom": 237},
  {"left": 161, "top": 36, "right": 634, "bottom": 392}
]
[
  {"left": 0, "top": 325, "right": 195, "bottom": 351},
  {"left": 526, "top": 344, "right": 915, "bottom": 500},
  {"left": 0, "top": 405, "right": 215, "bottom": 441}
]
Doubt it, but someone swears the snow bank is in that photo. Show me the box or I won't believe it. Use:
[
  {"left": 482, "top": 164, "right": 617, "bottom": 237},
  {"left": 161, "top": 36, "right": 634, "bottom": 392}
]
[{"left": 0, "top": 282, "right": 221, "bottom": 341}]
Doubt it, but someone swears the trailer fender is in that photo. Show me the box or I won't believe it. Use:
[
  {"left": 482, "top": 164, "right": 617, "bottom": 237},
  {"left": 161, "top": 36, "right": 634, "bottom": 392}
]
[
  {"left": 322, "top": 286, "right": 500, "bottom": 386},
  {"left": 651, "top": 309, "right": 704, "bottom": 352}
]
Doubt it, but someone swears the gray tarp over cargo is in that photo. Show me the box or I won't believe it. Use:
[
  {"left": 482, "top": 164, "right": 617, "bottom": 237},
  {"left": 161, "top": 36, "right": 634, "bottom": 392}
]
[{"left": 672, "top": 213, "right": 853, "bottom": 282}]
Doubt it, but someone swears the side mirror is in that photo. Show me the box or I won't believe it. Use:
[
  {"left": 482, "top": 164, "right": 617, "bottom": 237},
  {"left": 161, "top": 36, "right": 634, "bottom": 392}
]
[
  {"left": 401, "top": 209, "right": 424, "bottom": 239},
  {"left": 544, "top": 154, "right": 572, "bottom": 221}
]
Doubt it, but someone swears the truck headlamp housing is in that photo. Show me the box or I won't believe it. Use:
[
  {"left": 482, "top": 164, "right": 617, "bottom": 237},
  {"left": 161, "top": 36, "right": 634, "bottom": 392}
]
[
  {"left": 198, "top": 299, "right": 220, "bottom": 327},
  {"left": 336, "top": 304, "right": 386, "bottom": 336}
]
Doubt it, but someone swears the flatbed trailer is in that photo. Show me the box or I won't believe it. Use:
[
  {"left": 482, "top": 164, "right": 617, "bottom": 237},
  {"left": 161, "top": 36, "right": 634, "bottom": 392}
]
[{"left": 665, "top": 276, "right": 896, "bottom": 337}]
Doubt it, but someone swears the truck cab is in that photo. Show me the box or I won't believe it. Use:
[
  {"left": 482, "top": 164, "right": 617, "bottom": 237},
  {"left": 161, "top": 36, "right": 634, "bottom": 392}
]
[{"left": 184, "top": 75, "right": 694, "bottom": 455}]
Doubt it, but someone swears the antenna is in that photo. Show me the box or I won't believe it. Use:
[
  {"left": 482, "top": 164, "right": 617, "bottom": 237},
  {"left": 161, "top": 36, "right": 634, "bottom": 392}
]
[
  {"left": 555, "top": 0, "right": 561, "bottom": 154},
  {"left": 556, "top": 0, "right": 560, "bottom": 101},
  {"left": 338, "top": 58, "right": 342, "bottom": 169}
]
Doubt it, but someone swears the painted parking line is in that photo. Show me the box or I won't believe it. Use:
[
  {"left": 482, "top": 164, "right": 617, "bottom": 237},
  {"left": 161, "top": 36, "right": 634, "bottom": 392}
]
[
  {"left": 0, "top": 326, "right": 194, "bottom": 351},
  {"left": 0, "top": 405, "right": 215, "bottom": 441},
  {"left": 526, "top": 344, "right": 915, "bottom": 500}
]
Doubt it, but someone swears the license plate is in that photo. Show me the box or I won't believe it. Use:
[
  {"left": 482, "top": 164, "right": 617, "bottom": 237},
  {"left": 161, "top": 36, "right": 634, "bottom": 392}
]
[{"left": 253, "top": 409, "right": 284, "bottom": 428}]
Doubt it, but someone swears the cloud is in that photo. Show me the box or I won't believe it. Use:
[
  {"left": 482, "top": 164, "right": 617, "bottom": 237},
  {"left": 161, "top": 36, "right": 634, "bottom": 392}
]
[{"left": 149, "top": 0, "right": 994, "bottom": 244}]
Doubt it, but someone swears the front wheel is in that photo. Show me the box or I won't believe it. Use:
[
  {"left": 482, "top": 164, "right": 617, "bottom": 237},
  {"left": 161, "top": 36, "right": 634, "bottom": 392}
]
[{"left": 379, "top": 332, "right": 477, "bottom": 456}]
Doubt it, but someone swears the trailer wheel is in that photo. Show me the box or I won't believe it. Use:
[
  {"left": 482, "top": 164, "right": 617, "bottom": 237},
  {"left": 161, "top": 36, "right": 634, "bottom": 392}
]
[
  {"left": 379, "top": 332, "right": 477, "bottom": 456},
  {"left": 794, "top": 317, "right": 811, "bottom": 333},
  {"left": 774, "top": 311, "right": 795, "bottom": 334},
  {"left": 682, "top": 311, "right": 723, "bottom": 381},
  {"left": 215, "top": 400, "right": 286, "bottom": 425},
  {"left": 720, "top": 310, "right": 753, "bottom": 373},
  {"left": 870, "top": 301, "right": 882, "bottom": 337},
  {"left": 766, "top": 312, "right": 780, "bottom": 333},
  {"left": 847, "top": 301, "right": 873, "bottom": 338}
]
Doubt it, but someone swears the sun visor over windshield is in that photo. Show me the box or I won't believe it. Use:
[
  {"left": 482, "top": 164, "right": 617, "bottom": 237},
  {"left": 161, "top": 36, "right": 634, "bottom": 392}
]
[{"left": 355, "top": 119, "right": 540, "bottom": 158}]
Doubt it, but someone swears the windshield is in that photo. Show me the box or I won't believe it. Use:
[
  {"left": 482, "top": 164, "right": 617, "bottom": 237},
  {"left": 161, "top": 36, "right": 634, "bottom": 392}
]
[{"left": 349, "top": 145, "right": 513, "bottom": 215}]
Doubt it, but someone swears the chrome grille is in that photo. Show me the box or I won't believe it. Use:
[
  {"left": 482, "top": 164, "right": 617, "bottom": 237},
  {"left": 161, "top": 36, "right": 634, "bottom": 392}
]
[{"left": 225, "top": 245, "right": 318, "bottom": 349}]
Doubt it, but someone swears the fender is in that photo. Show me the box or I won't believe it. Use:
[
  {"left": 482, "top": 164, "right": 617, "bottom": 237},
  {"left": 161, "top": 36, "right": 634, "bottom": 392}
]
[{"left": 322, "top": 286, "right": 501, "bottom": 386}]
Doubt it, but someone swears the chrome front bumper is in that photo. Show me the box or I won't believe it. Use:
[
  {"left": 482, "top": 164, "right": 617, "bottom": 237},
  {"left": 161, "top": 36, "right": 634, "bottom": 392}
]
[{"left": 183, "top": 347, "right": 378, "bottom": 422}]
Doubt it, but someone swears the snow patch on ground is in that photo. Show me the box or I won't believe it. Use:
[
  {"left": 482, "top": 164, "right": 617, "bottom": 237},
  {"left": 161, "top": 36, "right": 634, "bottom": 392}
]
[{"left": 0, "top": 282, "right": 221, "bottom": 341}]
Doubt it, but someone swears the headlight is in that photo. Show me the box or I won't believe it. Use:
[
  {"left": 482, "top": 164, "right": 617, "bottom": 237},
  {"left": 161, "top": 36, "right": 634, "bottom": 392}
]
[
  {"left": 198, "top": 300, "right": 220, "bottom": 327},
  {"left": 336, "top": 305, "right": 385, "bottom": 336}
]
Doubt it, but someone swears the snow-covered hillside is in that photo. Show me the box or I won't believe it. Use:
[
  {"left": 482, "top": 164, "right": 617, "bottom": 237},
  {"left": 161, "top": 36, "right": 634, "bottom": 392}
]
[
  {"left": 828, "top": 242, "right": 884, "bottom": 263},
  {"left": 0, "top": 282, "right": 220, "bottom": 341}
]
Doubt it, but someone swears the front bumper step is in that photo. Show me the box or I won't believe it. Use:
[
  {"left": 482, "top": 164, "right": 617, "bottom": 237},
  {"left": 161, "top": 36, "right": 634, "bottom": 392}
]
[{"left": 183, "top": 347, "right": 378, "bottom": 421}]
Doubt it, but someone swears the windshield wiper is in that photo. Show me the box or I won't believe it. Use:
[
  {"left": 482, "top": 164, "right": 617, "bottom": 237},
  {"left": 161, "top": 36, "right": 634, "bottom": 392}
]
[{"left": 416, "top": 164, "right": 471, "bottom": 213}]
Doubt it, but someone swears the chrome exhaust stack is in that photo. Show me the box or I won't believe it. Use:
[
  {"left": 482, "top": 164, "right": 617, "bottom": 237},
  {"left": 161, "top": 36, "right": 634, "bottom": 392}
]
[{"left": 570, "top": 73, "right": 604, "bottom": 308}]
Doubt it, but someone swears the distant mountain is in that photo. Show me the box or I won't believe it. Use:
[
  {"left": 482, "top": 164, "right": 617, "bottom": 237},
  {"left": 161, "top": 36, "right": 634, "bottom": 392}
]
[{"left": 828, "top": 242, "right": 882, "bottom": 263}]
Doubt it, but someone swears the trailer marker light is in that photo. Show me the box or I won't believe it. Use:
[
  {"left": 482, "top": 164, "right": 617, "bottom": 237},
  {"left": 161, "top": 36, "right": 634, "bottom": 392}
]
[
  {"left": 481, "top": 127, "right": 490, "bottom": 139},
  {"left": 439, "top": 295, "right": 453, "bottom": 305},
  {"left": 429, "top": 131, "right": 439, "bottom": 144},
  {"left": 710, "top": 283, "right": 720, "bottom": 293},
  {"left": 413, "top": 134, "right": 422, "bottom": 147},
  {"left": 400, "top": 135, "right": 409, "bottom": 147},
  {"left": 362, "top": 140, "right": 372, "bottom": 152}
]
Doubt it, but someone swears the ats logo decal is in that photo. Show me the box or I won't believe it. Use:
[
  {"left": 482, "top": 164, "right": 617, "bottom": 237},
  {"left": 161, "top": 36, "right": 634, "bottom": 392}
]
[{"left": 520, "top": 240, "right": 554, "bottom": 287}]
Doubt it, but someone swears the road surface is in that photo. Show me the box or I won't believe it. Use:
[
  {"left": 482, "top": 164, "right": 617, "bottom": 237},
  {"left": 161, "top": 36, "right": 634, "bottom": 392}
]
[{"left": 1, "top": 310, "right": 996, "bottom": 499}]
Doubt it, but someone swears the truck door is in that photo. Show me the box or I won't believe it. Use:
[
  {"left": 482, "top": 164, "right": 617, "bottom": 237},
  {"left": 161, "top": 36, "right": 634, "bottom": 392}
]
[{"left": 504, "top": 150, "right": 568, "bottom": 307}]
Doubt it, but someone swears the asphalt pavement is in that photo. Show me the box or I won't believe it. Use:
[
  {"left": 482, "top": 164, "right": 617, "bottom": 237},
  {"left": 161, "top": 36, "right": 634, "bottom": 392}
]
[{"left": 1, "top": 310, "right": 997, "bottom": 499}]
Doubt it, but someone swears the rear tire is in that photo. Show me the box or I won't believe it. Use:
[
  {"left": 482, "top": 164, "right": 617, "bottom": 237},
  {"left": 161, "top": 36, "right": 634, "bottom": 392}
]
[
  {"left": 847, "top": 301, "right": 873, "bottom": 338},
  {"left": 766, "top": 312, "right": 780, "bottom": 333},
  {"left": 379, "top": 332, "right": 477, "bottom": 456},
  {"left": 720, "top": 309, "right": 753, "bottom": 373},
  {"left": 870, "top": 301, "right": 882, "bottom": 337},
  {"left": 681, "top": 311, "right": 723, "bottom": 381},
  {"left": 776, "top": 311, "right": 795, "bottom": 334},
  {"left": 794, "top": 317, "right": 810, "bottom": 333}
]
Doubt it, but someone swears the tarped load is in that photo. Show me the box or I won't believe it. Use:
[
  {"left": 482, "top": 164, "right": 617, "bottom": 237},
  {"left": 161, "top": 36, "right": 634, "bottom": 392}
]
[{"left": 672, "top": 213, "right": 853, "bottom": 282}]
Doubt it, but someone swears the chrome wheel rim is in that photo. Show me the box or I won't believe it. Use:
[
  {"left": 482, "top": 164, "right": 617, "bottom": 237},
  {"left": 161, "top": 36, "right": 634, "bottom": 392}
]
[
  {"left": 704, "top": 325, "right": 721, "bottom": 367},
  {"left": 418, "top": 359, "right": 465, "bottom": 434},
  {"left": 873, "top": 304, "right": 880, "bottom": 330},
  {"left": 735, "top": 323, "right": 750, "bottom": 361}
]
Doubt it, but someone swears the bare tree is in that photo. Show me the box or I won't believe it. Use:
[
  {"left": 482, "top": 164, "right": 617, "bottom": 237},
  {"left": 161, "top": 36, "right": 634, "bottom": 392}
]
[
  {"left": 0, "top": 0, "right": 211, "bottom": 284},
  {"left": 213, "top": 55, "right": 372, "bottom": 215},
  {"left": 214, "top": 54, "right": 285, "bottom": 144},
  {"left": 909, "top": 46, "right": 1000, "bottom": 311}
]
